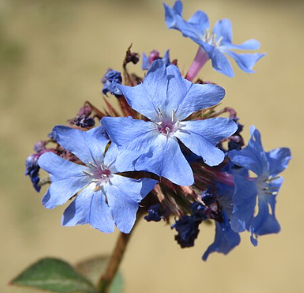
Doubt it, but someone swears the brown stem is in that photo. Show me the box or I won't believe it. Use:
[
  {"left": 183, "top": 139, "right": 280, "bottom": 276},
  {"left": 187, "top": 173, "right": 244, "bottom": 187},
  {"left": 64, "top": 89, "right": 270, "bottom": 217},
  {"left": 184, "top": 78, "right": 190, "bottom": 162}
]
[{"left": 97, "top": 217, "right": 140, "bottom": 293}]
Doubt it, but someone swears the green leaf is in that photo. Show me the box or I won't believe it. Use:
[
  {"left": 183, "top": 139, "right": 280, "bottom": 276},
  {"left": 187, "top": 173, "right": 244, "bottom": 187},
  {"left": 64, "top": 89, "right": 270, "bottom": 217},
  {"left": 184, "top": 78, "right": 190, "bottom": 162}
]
[
  {"left": 75, "top": 256, "right": 123, "bottom": 293},
  {"left": 10, "top": 258, "right": 97, "bottom": 293}
]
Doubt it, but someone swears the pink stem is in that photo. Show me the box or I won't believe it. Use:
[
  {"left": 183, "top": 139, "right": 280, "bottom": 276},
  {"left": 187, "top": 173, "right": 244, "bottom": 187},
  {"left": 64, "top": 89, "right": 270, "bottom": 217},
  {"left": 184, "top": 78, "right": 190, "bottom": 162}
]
[{"left": 185, "top": 46, "right": 209, "bottom": 81}]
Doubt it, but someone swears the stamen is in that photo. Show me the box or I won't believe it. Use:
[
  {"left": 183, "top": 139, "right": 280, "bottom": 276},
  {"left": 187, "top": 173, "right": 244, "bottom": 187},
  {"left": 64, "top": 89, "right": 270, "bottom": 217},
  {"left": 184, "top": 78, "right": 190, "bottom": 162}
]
[
  {"left": 216, "top": 36, "right": 223, "bottom": 47},
  {"left": 88, "top": 162, "right": 97, "bottom": 168},
  {"left": 265, "top": 191, "right": 278, "bottom": 195},
  {"left": 171, "top": 109, "right": 175, "bottom": 122},
  {"left": 265, "top": 176, "right": 280, "bottom": 182},
  {"left": 82, "top": 170, "right": 94, "bottom": 176},
  {"left": 211, "top": 34, "right": 217, "bottom": 45}
]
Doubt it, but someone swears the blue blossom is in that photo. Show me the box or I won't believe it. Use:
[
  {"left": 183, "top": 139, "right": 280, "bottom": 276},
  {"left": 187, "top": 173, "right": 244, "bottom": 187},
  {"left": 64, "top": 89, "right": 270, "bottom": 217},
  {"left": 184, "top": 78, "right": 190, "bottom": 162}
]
[
  {"left": 102, "top": 70, "right": 123, "bottom": 97},
  {"left": 101, "top": 60, "right": 237, "bottom": 186},
  {"left": 229, "top": 127, "right": 291, "bottom": 245},
  {"left": 142, "top": 50, "right": 170, "bottom": 70},
  {"left": 38, "top": 125, "right": 157, "bottom": 234},
  {"left": 164, "top": 1, "right": 265, "bottom": 78},
  {"left": 202, "top": 211, "right": 240, "bottom": 261}
]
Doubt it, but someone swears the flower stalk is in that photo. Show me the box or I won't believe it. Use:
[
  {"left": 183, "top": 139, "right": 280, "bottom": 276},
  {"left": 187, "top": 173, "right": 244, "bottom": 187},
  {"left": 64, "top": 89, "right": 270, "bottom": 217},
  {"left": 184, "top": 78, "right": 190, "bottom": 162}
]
[
  {"left": 185, "top": 46, "right": 209, "bottom": 81},
  {"left": 97, "top": 216, "right": 140, "bottom": 293}
]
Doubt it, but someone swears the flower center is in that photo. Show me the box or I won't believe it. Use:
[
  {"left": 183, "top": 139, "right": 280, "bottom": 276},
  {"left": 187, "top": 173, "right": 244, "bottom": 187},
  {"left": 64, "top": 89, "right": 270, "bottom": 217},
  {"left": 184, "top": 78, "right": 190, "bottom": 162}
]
[
  {"left": 157, "top": 120, "right": 177, "bottom": 135},
  {"left": 257, "top": 175, "right": 280, "bottom": 196},
  {"left": 83, "top": 162, "right": 112, "bottom": 189},
  {"left": 201, "top": 29, "right": 222, "bottom": 48},
  {"left": 155, "top": 108, "right": 180, "bottom": 136}
]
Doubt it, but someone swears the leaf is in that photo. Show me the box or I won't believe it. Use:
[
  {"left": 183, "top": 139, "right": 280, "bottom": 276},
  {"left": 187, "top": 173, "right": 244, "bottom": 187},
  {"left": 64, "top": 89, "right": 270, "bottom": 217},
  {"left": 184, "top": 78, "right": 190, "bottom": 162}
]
[
  {"left": 75, "top": 256, "right": 123, "bottom": 293},
  {"left": 10, "top": 258, "right": 97, "bottom": 293}
]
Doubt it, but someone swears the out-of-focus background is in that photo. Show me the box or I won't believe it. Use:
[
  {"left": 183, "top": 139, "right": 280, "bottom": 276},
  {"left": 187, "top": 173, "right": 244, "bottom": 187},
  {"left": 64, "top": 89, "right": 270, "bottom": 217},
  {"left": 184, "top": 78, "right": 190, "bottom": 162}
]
[{"left": 1, "top": 0, "right": 303, "bottom": 292}]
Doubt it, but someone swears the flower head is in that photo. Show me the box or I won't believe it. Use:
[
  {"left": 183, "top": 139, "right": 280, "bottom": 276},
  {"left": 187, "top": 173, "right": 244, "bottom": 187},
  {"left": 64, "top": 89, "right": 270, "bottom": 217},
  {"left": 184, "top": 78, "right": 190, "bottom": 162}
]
[
  {"left": 101, "top": 60, "right": 237, "bottom": 186},
  {"left": 229, "top": 127, "right": 291, "bottom": 245},
  {"left": 164, "top": 1, "right": 265, "bottom": 77},
  {"left": 38, "top": 125, "right": 157, "bottom": 234}
]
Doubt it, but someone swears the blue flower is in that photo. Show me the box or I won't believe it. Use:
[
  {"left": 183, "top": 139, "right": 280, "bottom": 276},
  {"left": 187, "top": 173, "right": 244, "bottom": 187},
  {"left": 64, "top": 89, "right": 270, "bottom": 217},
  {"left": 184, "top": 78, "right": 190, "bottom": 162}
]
[
  {"left": 202, "top": 211, "right": 240, "bottom": 261},
  {"left": 102, "top": 70, "right": 123, "bottom": 97},
  {"left": 101, "top": 60, "right": 237, "bottom": 186},
  {"left": 142, "top": 50, "right": 170, "bottom": 70},
  {"left": 38, "top": 125, "right": 157, "bottom": 234},
  {"left": 229, "top": 127, "right": 291, "bottom": 245},
  {"left": 164, "top": 1, "right": 265, "bottom": 78}
]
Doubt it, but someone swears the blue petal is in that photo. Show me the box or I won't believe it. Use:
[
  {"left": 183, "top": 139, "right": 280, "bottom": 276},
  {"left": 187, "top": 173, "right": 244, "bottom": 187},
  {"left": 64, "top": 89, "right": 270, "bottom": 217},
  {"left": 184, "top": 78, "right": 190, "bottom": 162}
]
[
  {"left": 216, "top": 182, "right": 234, "bottom": 218},
  {"left": 229, "top": 127, "right": 268, "bottom": 177},
  {"left": 175, "top": 118, "right": 237, "bottom": 166},
  {"left": 105, "top": 175, "right": 157, "bottom": 233},
  {"left": 187, "top": 10, "right": 210, "bottom": 35},
  {"left": 117, "top": 60, "right": 167, "bottom": 121},
  {"left": 230, "top": 175, "right": 257, "bottom": 232},
  {"left": 266, "top": 148, "right": 291, "bottom": 176},
  {"left": 101, "top": 117, "right": 157, "bottom": 152},
  {"left": 221, "top": 39, "right": 261, "bottom": 50},
  {"left": 213, "top": 19, "right": 261, "bottom": 50},
  {"left": 224, "top": 50, "right": 265, "bottom": 73},
  {"left": 38, "top": 152, "right": 91, "bottom": 208},
  {"left": 173, "top": 0, "right": 183, "bottom": 15},
  {"left": 250, "top": 177, "right": 283, "bottom": 243},
  {"left": 209, "top": 47, "right": 234, "bottom": 77},
  {"left": 62, "top": 187, "right": 115, "bottom": 233},
  {"left": 174, "top": 83, "right": 225, "bottom": 120},
  {"left": 162, "top": 64, "right": 191, "bottom": 119},
  {"left": 163, "top": 2, "right": 185, "bottom": 31},
  {"left": 162, "top": 49, "right": 170, "bottom": 66},
  {"left": 142, "top": 52, "right": 149, "bottom": 70},
  {"left": 202, "top": 213, "right": 241, "bottom": 261},
  {"left": 52, "top": 126, "right": 109, "bottom": 165},
  {"left": 165, "top": 64, "right": 225, "bottom": 120},
  {"left": 135, "top": 135, "right": 194, "bottom": 186},
  {"left": 103, "top": 143, "right": 120, "bottom": 173},
  {"left": 212, "top": 19, "right": 233, "bottom": 43}
]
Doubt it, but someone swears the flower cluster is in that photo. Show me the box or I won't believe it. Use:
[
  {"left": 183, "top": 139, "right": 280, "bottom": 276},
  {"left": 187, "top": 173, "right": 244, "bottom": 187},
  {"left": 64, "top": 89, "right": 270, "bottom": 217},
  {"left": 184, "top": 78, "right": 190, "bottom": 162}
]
[{"left": 25, "top": 1, "right": 291, "bottom": 260}]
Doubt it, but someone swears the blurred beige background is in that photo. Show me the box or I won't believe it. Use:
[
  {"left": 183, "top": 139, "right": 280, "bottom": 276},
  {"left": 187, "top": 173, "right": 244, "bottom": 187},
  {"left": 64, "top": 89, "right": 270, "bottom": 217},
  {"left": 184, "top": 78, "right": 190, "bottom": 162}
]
[{"left": 1, "top": 0, "right": 303, "bottom": 292}]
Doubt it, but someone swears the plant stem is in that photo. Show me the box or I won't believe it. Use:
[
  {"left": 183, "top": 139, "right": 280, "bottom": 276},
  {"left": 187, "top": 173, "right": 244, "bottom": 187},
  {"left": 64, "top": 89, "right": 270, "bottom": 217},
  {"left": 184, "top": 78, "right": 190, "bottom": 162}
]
[{"left": 97, "top": 220, "right": 139, "bottom": 293}]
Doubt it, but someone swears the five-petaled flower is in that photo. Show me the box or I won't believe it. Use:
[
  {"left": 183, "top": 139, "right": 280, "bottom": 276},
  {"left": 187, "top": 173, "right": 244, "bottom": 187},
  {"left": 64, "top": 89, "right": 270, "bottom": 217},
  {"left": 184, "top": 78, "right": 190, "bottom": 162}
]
[
  {"left": 229, "top": 127, "right": 291, "bottom": 245},
  {"left": 164, "top": 1, "right": 265, "bottom": 79},
  {"left": 101, "top": 60, "right": 237, "bottom": 186},
  {"left": 38, "top": 126, "right": 157, "bottom": 234}
]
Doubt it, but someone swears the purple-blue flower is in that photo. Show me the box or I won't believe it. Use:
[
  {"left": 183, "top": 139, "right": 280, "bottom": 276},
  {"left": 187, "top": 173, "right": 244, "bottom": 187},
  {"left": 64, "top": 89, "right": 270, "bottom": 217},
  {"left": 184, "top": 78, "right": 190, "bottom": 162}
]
[
  {"left": 101, "top": 60, "right": 237, "bottom": 186},
  {"left": 164, "top": 1, "right": 265, "bottom": 78},
  {"left": 38, "top": 125, "right": 157, "bottom": 234},
  {"left": 229, "top": 127, "right": 291, "bottom": 245}
]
